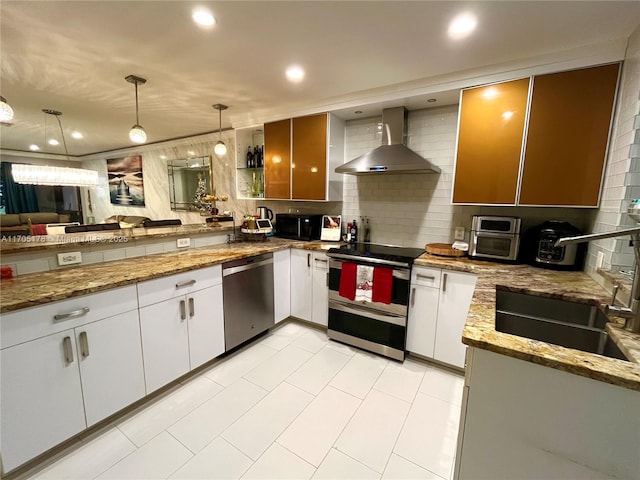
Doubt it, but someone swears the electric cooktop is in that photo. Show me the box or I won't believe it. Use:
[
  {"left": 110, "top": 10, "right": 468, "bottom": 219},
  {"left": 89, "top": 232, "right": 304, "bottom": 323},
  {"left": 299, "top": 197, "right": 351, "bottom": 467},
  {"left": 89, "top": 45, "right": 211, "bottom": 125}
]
[{"left": 326, "top": 243, "right": 425, "bottom": 267}]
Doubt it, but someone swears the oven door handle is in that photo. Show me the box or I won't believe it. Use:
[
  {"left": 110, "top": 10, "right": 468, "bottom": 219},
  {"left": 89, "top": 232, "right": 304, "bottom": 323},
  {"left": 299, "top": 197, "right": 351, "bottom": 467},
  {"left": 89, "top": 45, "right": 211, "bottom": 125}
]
[{"left": 329, "top": 301, "right": 406, "bottom": 327}]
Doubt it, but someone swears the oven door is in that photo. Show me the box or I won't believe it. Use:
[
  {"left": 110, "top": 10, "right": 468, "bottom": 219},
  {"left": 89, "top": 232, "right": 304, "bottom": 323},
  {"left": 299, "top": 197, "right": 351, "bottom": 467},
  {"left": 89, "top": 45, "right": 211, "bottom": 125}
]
[{"left": 328, "top": 300, "right": 407, "bottom": 361}]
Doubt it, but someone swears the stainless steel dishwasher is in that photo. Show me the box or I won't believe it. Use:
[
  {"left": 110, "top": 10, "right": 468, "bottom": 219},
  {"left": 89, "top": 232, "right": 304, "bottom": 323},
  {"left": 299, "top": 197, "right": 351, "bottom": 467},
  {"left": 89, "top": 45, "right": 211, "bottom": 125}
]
[{"left": 222, "top": 252, "right": 274, "bottom": 350}]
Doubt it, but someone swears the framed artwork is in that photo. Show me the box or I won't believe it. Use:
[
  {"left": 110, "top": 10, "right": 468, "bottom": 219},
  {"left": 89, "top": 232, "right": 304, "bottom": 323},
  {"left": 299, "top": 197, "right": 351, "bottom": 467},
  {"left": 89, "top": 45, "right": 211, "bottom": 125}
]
[{"left": 107, "top": 155, "right": 145, "bottom": 206}]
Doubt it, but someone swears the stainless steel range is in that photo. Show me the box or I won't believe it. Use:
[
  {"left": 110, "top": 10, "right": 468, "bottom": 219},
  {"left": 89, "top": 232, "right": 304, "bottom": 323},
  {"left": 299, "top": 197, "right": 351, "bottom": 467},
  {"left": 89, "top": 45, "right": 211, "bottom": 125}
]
[{"left": 326, "top": 243, "right": 425, "bottom": 361}]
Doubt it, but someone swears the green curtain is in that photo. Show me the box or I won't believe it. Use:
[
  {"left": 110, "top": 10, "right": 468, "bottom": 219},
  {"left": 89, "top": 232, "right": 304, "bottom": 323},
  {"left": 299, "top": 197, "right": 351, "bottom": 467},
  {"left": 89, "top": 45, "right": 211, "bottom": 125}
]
[{"left": 0, "top": 162, "right": 39, "bottom": 214}]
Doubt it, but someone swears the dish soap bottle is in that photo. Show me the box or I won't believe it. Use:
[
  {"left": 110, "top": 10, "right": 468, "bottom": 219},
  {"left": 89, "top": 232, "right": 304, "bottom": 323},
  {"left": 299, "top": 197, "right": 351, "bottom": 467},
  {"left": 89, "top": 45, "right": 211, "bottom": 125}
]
[{"left": 351, "top": 219, "right": 358, "bottom": 243}]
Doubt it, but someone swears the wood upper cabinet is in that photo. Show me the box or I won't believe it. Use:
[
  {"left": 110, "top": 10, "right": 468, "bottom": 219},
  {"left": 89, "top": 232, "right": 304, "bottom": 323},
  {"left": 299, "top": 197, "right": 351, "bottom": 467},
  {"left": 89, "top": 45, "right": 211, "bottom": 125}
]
[
  {"left": 264, "top": 118, "right": 291, "bottom": 199},
  {"left": 453, "top": 78, "right": 530, "bottom": 205},
  {"left": 263, "top": 113, "right": 344, "bottom": 201},
  {"left": 292, "top": 113, "right": 328, "bottom": 200},
  {"left": 518, "top": 63, "right": 620, "bottom": 206},
  {"left": 453, "top": 63, "right": 620, "bottom": 207}
]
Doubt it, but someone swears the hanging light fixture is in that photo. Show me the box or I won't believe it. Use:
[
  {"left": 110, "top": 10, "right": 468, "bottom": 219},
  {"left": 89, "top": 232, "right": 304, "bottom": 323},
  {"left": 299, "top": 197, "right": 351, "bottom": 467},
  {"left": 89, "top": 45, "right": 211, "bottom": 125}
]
[
  {"left": 12, "top": 109, "right": 100, "bottom": 187},
  {"left": 125, "top": 74, "right": 147, "bottom": 144},
  {"left": 0, "top": 96, "right": 14, "bottom": 123},
  {"left": 212, "top": 103, "right": 228, "bottom": 156}
]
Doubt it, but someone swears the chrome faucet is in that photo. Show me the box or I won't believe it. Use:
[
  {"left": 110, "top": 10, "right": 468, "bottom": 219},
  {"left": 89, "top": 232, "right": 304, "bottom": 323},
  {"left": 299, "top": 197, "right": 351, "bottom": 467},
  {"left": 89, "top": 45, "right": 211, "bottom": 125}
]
[{"left": 555, "top": 225, "right": 640, "bottom": 333}]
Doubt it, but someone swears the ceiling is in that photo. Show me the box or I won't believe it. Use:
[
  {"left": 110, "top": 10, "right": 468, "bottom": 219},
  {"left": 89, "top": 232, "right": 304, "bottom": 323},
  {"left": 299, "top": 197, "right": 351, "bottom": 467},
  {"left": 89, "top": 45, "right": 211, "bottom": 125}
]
[{"left": 1, "top": 1, "right": 639, "bottom": 158}]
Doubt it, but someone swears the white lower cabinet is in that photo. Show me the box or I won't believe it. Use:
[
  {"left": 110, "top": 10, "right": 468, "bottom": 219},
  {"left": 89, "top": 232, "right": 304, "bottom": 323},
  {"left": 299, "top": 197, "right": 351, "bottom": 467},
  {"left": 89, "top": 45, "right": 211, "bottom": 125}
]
[
  {"left": 311, "top": 252, "right": 329, "bottom": 326},
  {"left": 407, "top": 266, "right": 477, "bottom": 368},
  {"left": 138, "top": 266, "right": 224, "bottom": 393},
  {"left": 274, "top": 249, "right": 291, "bottom": 323},
  {"left": 290, "top": 249, "right": 313, "bottom": 321},
  {"left": 434, "top": 270, "right": 477, "bottom": 368},
  {"left": 0, "top": 286, "right": 144, "bottom": 472},
  {"left": 290, "top": 249, "right": 329, "bottom": 326}
]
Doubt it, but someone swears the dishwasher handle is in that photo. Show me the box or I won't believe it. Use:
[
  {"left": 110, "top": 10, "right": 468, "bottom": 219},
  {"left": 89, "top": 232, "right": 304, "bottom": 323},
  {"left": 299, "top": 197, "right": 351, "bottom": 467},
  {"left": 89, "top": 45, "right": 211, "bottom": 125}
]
[{"left": 223, "top": 257, "right": 273, "bottom": 276}]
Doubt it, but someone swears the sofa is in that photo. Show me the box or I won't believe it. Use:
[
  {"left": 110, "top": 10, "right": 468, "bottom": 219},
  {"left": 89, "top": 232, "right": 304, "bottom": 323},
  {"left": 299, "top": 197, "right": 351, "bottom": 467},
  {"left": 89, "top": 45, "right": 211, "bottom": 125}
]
[{"left": 0, "top": 212, "right": 71, "bottom": 237}]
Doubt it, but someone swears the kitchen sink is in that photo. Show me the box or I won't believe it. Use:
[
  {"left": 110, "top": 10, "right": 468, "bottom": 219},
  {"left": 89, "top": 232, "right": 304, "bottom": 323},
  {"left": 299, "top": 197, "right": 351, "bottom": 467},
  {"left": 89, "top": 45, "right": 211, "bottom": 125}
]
[{"left": 495, "top": 290, "right": 628, "bottom": 361}]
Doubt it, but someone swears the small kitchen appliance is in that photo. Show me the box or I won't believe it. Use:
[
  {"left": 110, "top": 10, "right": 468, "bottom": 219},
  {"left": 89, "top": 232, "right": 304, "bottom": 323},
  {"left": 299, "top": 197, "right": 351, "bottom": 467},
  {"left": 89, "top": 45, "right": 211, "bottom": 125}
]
[
  {"left": 256, "top": 206, "right": 274, "bottom": 221},
  {"left": 274, "top": 213, "right": 323, "bottom": 241},
  {"left": 520, "top": 220, "right": 584, "bottom": 270},
  {"left": 469, "top": 216, "right": 521, "bottom": 262}
]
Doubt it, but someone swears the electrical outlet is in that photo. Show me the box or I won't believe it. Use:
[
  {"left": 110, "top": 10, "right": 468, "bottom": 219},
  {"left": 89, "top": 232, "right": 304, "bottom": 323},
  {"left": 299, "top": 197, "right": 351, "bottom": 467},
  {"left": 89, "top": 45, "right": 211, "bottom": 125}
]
[
  {"left": 177, "top": 238, "right": 191, "bottom": 248},
  {"left": 596, "top": 251, "right": 604, "bottom": 269},
  {"left": 454, "top": 226, "right": 465, "bottom": 241},
  {"left": 58, "top": 251, "right": 82, "bottom": 266}
]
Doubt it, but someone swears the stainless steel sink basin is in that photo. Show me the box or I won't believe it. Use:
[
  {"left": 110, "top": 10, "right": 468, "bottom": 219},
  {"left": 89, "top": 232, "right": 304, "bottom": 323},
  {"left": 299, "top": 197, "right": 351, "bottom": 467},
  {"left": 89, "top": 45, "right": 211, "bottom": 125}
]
[{"left": 495, "top": 290, "right": 628, "bottom": 361}]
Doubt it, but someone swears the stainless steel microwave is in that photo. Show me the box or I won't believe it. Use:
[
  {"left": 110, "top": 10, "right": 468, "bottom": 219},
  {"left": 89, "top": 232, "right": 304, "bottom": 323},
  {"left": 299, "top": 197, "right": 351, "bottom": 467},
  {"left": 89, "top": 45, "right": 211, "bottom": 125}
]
[
  {"left": 274, "top": 214, "right": 323, "bottom": 241},
  {"left": 469, "top": 216, "right": 521, "bottom": 261}
]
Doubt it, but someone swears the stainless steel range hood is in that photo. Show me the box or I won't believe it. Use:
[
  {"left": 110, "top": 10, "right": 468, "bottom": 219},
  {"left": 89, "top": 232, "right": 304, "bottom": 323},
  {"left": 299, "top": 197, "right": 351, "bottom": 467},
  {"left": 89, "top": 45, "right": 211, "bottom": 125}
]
[{"left": 336, "top": 106, "right": 441, "bottom": 175}]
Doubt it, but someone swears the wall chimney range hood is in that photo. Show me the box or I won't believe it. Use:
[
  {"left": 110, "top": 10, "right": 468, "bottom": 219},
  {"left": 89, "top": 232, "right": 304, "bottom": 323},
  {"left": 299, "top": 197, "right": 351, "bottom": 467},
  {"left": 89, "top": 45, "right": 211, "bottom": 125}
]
[{"left": 336, "top": 106, "right": 441, "bottom": 175}]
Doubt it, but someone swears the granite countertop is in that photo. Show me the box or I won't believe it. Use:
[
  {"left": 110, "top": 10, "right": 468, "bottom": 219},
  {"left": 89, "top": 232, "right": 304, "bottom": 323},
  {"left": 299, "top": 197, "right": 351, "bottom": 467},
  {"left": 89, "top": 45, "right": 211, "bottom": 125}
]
[
  {"left": 414, "top": 253, "right": 640, "bottom": 392},
  {"left": 0, "top": 238, "right": 336, "bottom": 313},
  {"left": 0, "top": 223, "right": 237, "bottom": 254},
  {"left": 2, "top": 241, "right": 639, "bottom": 391}
]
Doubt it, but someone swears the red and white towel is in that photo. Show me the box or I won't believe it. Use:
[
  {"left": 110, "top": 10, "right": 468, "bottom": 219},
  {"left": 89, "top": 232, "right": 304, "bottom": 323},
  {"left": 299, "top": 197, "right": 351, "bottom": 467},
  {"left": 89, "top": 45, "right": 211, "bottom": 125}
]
[{"left": 338, "top": 263, "right": 393, "bottom": 304}]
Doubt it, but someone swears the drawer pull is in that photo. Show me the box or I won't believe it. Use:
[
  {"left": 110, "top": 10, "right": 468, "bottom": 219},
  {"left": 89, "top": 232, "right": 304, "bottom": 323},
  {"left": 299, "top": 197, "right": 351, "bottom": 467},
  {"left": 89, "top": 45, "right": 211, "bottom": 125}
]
[
  {"left": 176, "top": 279, "right": 196, "bottom": 289},
  {"left": 442, "top": 273, "right": 448, "bottom": 293},
  {"left": 307, "top": 253, "right": 311, "bottom": 268},
  {"left": 180, "top": 300, "right": 186, "bottom": 320},
  {"left": 188, "top": 297, "right": 195, "bottom": 317},
  {"left": 63, "top": 336, "right": 74, "bottom": 364},
  {"left": 79, "top": 331, "right": 90, "bottom": 358},
  {"left": 54, "top": 307, "right": 90, "bottom": 322},
  {"left": 416, "top": 274, "right": 435, "bottom": 281}
]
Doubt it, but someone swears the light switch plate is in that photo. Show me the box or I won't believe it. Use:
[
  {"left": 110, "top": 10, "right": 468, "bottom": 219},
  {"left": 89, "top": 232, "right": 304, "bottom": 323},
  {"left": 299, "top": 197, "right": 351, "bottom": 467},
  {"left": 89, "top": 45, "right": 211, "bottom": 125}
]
[
  {"left": 454, "top": 226, "right": 465, "bottom": 241},
  {"left": 58, "top": 251, "right": 82, "bottom": 266},
  {"left": 177, "top": 238, "right": 191, "bottom": 248}
]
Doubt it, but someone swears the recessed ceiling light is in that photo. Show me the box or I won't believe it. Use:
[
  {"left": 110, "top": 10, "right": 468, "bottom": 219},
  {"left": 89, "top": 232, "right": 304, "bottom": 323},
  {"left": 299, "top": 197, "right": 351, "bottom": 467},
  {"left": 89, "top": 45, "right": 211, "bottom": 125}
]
[
  {"left": 71, "top": 131, "right": 83, "bottom": 139},
  {"left": 285, "top": 65, "right": 305, "bottom": 83},
  {"left": 187, "top": 150, "right": 195, "bottom": 156},
  {"left": 192, "top": 8, "right": 216, "bottom": 27},
  {"left": 448, "top": 12, "right": 477, "bottom": 39},
  {"left": 29, "top": 144, "right": 40, "bottom": 151},
  {"left": 427, "top": 98, "right": 437, "bottom": 103},
  {"left": 48, "top": 139, "right": 59, "bottom": 146},
  {"left": 354, "top": 110, "right": 363, "bottom": 115}
]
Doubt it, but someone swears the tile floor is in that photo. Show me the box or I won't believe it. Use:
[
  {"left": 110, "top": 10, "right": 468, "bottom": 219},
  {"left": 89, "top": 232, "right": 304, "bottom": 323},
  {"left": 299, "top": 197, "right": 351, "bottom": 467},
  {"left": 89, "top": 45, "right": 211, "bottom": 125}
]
[{"left": 25, "top": 321, "right": 464, "bottom": 480}]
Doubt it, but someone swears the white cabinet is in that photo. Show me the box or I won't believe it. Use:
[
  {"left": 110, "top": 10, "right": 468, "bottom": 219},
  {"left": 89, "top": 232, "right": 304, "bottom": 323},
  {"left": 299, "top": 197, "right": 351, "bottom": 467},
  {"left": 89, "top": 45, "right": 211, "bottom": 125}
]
[
  {"left": 138, "top": 265, "right": 224, "bottom": 393},
  {"left": 290, "top": 249, "right": 329, "bottom": 326},
  {"left": 290, "top": 249, "right": 313, "bottom": 321},
  {"left": 407, "top": 266, "right": 476, "bottom": 368},
  {"left": 0, "top": 286, "right": 144, "bottom": 472},
  {"left": 274, "top": 249, "right": 291, "bottom": 323},
  {"left": 311, "top": 252, "right": 329, "bottom": 326},
  {"left": 406, "top": 267, "right": 441, "bottom": 358},
  {"left": 434, "top": 270, "right": 477, "bottom": 368}
]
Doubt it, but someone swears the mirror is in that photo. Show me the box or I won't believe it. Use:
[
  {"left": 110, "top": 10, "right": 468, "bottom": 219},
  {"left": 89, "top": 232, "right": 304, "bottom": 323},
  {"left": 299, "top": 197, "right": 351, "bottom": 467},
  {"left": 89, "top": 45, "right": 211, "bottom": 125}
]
[{"left": 167, "top": 156, "right": 213, "bottom": 212}]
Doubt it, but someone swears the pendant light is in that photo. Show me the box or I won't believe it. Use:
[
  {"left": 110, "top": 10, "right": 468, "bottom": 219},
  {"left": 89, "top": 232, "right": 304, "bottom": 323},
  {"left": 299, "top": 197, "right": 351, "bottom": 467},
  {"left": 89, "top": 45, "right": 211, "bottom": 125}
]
[
  {"left": 125, "top": 74, "right": 147, "bottom": 144},
  {"left": 212, "top": 103, "right": 228, "bottom": 156},
  {"left": 0, "top": 96, "right": 14, "bottom": 123}
]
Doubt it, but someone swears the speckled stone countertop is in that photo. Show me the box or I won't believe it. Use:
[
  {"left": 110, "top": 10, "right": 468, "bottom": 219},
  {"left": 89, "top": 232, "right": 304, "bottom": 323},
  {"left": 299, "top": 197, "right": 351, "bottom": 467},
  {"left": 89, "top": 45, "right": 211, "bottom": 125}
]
[
  {"left": 414, "top": 254, "right": 640, "bottom": 392},
  {"left": 0, "top": 238, "right": 335, "bottom": 314},
  {"left": 0, "top": 223, "right": 236, "bottom": 254},
  {"left": 2, "top": 241, "right": 638, "bottom": 391}
]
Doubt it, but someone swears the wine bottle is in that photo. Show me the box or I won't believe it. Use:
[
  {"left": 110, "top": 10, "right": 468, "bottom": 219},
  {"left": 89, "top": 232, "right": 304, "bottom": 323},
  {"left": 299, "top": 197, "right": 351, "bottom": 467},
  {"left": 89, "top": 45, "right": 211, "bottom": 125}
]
[
  {"left": 246, "top": 146, "right": 254, "bottom": 168},
  {"left": 351, "top": 219, "right": 358, "bottom": 243}
]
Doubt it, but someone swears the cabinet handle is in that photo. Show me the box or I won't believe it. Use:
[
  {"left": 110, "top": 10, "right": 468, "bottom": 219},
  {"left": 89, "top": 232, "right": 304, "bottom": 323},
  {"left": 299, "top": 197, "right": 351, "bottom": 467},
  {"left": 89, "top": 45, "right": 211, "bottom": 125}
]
[
  {"left": 416, "top": 274, "right": 435, "bottom": 281},
  {"left": 411, "top": 288, "right": 416, "bottom": 307},
  {"left": 442, "top": 273, "right": 448, "bottom": 293},
  {"left": 63, "top": 336, "right": 74, "bottom": 364},
  {"left": 54, "top": 307, "right": 90, "bottom": 322},
  {"left": 176, "top": 279, "right": 196, "bottom": 289},
  {"left": 79, "top": 331, "right": 90, "bottom": 358},
  {"left": 326, "top": 272, "right": 329, "bottom": 287},
  {"left": 188, "top": 297, "right": 195, "bottom": 317},
  {"left": 180, "top": 300, "right": 186, "bottom": 320},
  {"left": 307, "top": 253, "right": 311, "bottom": 268}
]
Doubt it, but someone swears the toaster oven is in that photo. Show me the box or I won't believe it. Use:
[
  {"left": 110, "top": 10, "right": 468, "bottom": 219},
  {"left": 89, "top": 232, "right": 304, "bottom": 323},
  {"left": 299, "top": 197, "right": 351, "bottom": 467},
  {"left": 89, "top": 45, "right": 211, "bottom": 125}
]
[{"left": 469, "top": 216, "right": 521, "bottom": 262}]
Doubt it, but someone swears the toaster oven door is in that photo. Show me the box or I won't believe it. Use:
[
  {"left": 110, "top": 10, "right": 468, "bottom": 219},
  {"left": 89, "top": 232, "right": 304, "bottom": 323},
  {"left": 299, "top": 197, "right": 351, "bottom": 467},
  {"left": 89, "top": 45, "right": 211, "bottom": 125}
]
[{"left": 470, "top": 231, "right": 520, "bottom": 261}]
